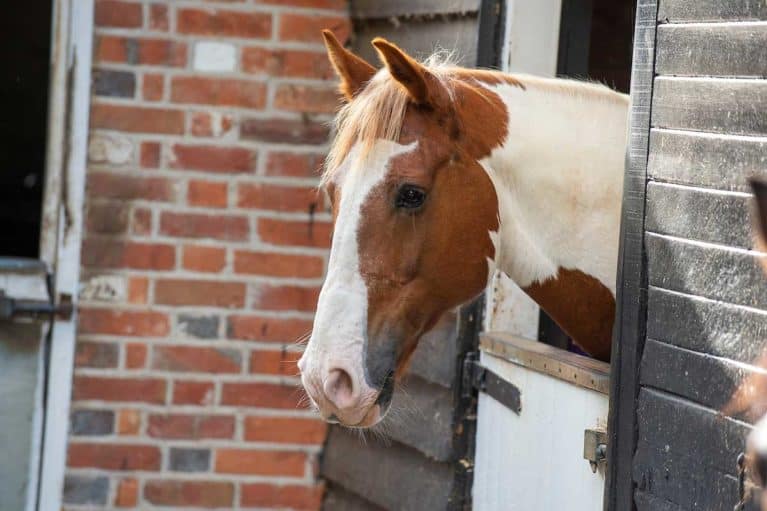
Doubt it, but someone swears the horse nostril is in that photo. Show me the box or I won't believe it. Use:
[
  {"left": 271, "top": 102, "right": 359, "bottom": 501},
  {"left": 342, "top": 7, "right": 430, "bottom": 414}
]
[{"left": 323, "top": 368, "right": 355, "bottom": 410}]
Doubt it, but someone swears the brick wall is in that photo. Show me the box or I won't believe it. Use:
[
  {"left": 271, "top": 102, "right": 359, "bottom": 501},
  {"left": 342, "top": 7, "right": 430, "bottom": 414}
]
[{"left": 63, "top": 1, "right": 349, "bottom": 508}]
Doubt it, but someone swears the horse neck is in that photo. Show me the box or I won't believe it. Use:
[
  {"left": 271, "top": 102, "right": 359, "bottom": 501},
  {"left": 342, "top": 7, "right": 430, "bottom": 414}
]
[{"left": 480, "top": 75, "right": 629, "bottom": 359}]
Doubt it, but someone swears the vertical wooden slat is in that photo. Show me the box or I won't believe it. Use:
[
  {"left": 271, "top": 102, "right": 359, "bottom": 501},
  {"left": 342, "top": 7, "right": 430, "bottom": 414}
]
[{"left": 604, "top": 1, "right": 658, "bottom": 510}]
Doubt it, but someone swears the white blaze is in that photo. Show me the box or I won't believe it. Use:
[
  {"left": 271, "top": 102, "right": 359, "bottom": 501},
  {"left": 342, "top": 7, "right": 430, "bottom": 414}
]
[{"left": 300, "top": 140, "right": 418, "bottom": 395}]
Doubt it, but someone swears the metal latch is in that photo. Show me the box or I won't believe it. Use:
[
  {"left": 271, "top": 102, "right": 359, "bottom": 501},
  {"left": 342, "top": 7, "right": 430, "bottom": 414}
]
[
  {"left": 0, "top": 290, "right": 73, "bottom": 321},
  {"left": 583, "top": 428, "right": 607, "bottom": 473}
]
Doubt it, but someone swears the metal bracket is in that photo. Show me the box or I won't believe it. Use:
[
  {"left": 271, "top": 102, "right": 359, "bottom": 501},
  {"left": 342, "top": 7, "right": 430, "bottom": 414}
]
[
  {"left": 463, "top": 351, "right": 522, "bottom": 415},
  {"left": 0, "top": 289, "right": 73, "bottom": 322},
  {"left": 584, "top": 428, "right": 608, "bottom": 473}
]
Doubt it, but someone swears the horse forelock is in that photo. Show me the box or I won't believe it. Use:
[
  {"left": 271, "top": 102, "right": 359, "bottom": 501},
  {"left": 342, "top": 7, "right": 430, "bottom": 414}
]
[{"left": 322, "top": 52, "right": 470, "bottom": 188}]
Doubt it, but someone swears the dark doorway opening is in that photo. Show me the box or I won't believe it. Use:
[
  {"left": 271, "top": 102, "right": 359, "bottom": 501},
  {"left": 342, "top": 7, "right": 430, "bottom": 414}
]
[
  {"left": 540, "top": 0, "right": 636, "bottom": 351},
  {"left": 0, "top": 0, "right": 54, "bottom": 258}
]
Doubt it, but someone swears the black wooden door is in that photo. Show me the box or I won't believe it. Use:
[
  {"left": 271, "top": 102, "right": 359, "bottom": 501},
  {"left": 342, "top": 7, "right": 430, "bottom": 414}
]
[{"left": 607, "top": 1, "right": 767, "bottom": 509}]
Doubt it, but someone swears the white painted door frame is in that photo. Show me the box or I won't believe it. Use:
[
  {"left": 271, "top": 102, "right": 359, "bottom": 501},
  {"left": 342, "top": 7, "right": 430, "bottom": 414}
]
[{"left": 37, "top": 1, "right": 93, "bottom": 509}]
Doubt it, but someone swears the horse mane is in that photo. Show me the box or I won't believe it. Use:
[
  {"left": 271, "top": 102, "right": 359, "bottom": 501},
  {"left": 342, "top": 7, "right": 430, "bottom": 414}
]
[
  {"left": 322, "top": 54, "right": 627, "bottom": 187},
  {"left": 322, "top": 52, "right": 457, "bottom": 186}
]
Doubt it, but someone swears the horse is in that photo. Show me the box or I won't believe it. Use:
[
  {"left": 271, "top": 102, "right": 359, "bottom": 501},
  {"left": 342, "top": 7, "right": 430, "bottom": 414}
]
[
  {"left": 298, "top": 31, "right": 629, "bottom": 428},
  {"left": 726, "top": 179, "right": 767, "bottom": 508}
]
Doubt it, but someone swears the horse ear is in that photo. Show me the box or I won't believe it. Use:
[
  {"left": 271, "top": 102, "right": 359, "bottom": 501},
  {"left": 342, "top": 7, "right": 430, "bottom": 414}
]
[
  {"left": 322, "top": 30, "right": 376, "bottom": 100},
  {"left": 372, "top": 38, "right": 437, "bottom": 105},
  {"left": 752, "top": 178, "right": 767, "bottom": 271}
]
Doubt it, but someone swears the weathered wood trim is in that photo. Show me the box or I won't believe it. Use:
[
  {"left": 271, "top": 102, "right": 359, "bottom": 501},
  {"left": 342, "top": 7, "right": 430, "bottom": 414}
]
[
  {"left": 633, "top": 388, "right": 748, "bottom": 507},
  {"left": 350, "top": 0, "right": 480, "bottom": 20},
  {"left": 604, "top": 1, "right": 658, "bottom": 509},
  {"left": 652, "top": 77, "right": 767, "bottom": 136},
  {"left": 380, "top": 375, "right": 455, "bottom": 462},
  {"left": 646, "top": 233, "right": 767, "bottom": 310},
  {"left": 475, "top": 0, "right": 505, "bottom": 68},
  {"left": 39, "top": 2, "right": 94, "bottom": 511},
  {"left": 322, "top": 428, "right": 455, "bottom": 511},
  {"left": 657, "top": 0, "right": 767, "bottom": 23},
  {"left": 645, "top": 182, "right": 753, "bottom": 249},
  {"left": 481, "top": 333, "right": 610, "bottom": 394},
  {"left": 640, "top": 338, "right": 766, "bottom": 419},
  {"left": 656, "top": 23, "right": 767, "bottom": 78},
  {"left": 647, "top": 128, "right": 767, "bottom": 192},
  {"left": 647, "top": 287, "right": 767, "bottom": 363},
  {"left": 323, "top": 484, "right": 385, "bottom": 511}
]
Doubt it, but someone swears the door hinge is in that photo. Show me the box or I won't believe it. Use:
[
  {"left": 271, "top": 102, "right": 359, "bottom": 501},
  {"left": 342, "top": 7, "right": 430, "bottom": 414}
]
[
  {"left": 462, "top": 351, "right": 522, "bottom": 415},
  {"left": 0, "top": 290, "right": 73, "bottom": 321}
]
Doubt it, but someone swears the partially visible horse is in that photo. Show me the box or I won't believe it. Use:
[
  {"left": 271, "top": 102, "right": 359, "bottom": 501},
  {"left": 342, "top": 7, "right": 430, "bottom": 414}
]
[
  {"left": 298, "top": 31, "right": 629, "bottom": 427},
  {"left": 726, "top": 180, "right": 767, "bottom": 509}
]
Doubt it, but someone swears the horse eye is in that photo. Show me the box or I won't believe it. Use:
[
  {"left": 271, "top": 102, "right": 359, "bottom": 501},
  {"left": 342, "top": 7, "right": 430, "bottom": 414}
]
[{"left": 395, "top": 186, "right": 426, "bottom": 209}]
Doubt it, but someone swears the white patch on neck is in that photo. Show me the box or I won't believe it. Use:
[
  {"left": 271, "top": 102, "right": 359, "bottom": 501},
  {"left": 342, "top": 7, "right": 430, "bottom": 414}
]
[
  {"left": 303, "top": 139, "right": 418, "bottom": 383},
  {"left": 750, "top": 414, "right": 767, "bottom": 455},
  {"left": 478, "top": 79, "right": 628, "bottom": 293}
]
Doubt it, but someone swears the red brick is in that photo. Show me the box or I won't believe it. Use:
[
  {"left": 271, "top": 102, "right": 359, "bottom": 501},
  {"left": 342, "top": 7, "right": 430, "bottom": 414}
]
[
  {"left": 190, "top": 112, "right": 234, "bottom": 137},
  {"left": 234, "top": 250, "right": 324, "bottom": 278},
  {"left": 171, "top": 76, "right": 266, "bottom": 109},
  {"left": 116, "top": 478, "right": 139, "bottom": 507},
  {"left": 172, "top": 381, "right": 215, "bottom": 405},
  {"left": 256, "top": 0, "right": 345, "bottom": 7},
  {"left": 79, "top": 308, "right": 170, "bottom": 337},
  {"left": 73, "top": 376, "right": 166, "bottom": 404},
  {"left": 188, "top": 181, "right": 228, "bottom": 209},
  {"left": 145, "top": 480, "right": 234, "bottom": 508},
  {"left": 148, "top": 414, "right": 234, "bottom": 439},
  {"left": 240, "top": 117, "right": 330, "bottom": 145},
  {"left": 221, "top": 382, "right": 305, "bottom": 408},
  {"left": 117, "top": 409, "right": 141, "bottom": 435},
  {"left": 127, "top": 276, "right": 149, "bottom": 304},
  {"left": 241, "top": 483, "right": 324, "bottom": 510},
  {"left": 140, "top": 141, "right": 161, "bottom": 168},
  {"left": 249, "top": 349, "right": 301, "bottom": 376},
  {"left": 258, "top": 218, "right": 332, "bottom": 248},
  {"left": 87, "top": 172, "right": 175, "bottom": 201},
  {"left": 227, "top": 315, "right": 313, "bottom": 343},
  {"left": 183, "top": 244, "right": 226, "bottom": 272},
  {"left": 155, "top": 279, "right": 245, "bottom": 307},
  {"left": 69, "top": 443, "right": 160, "bottom": 470},
  {"left": 86, "top": 202, "right": 129, "bottom": 234},
  {"left": 171, "top": 144, "right": 256, "bottom": 173},
  {"left": 149, "top": 3, "right": 169, "bottom": 31},
  {"left": 275, "top": 84, "right": 340, "bottom": 114},
  {"left": 81, "top": 239, "right": 176, "bottom": 270},
  {"left": 95, "top": 36, "right": 187, "bottom": 67},
  {"left": 244, "top": 416, "right": 326, "bottom": 444},
  {"left": 242, "top": 48, "right": 333, "bottom": 79},
  {"left": 143, "top": 73, "right": 164, "bottom": 101},
  {"left": 75, "top": 341, "right": 118, "bottom": 368},
  {"left": 91, "top": 104, "right": 184, "bottom": 134},
  {"left": 253, "top": 285, "right": 320, "bottom": 312},
  {"left": 237, "top": 184, "right": 320, "bottom": 213},
  {"left": 160, "top": 212, "right": 249, "bottom": 241},
  {"left": 125, "top": 343, "right": 147, "bottom": 369},
  {"left": 95, "top": 0, "right": 142, "bottom": 28},
  {"left": 178, "top": 8, "right": 271, "bottom": 38},
  {"left": 131, "top": 208, "right": 152, "bottom": 236},
  {"left": 215, "top": 449, "right": 306, "bottom": 476},
  {"left": 279, "top": 14, "right": 350, "bottom": 44},
  {"left": 266, "top": 152, "right": 324, "bottom": 178},
  {"left": 152, "top": 346, "right": 241, "bottom": 373}
]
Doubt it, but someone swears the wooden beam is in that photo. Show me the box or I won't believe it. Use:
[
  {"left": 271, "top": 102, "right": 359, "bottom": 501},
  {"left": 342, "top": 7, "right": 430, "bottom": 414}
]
[
  {"left": 648, "top": 128, "right": 767, "bottom": 193},
  {"left": 658, "top": 0, "right": 767, "bottom": 23},
  {"left": 604, "top": 1, "right": 659, "bottom": 509}
]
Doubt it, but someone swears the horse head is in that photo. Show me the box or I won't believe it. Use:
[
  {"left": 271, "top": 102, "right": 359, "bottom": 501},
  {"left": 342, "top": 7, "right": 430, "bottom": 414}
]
[{"left": 297, "top": 32, "right": 505, "bottom": 427}]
